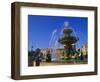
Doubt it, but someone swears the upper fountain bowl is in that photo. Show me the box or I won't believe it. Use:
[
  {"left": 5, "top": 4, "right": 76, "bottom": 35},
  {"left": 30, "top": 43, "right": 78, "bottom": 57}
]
[{"left": 63, "top": 27, "right": 72, "bottom": 34}]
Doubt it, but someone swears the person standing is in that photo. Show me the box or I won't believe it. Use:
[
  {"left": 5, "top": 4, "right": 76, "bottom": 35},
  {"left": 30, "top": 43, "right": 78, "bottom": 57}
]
[
  {"left": 46, "top": 51, "right": 51, "bottom": 62},
  {"left": 28, "top": 46, "right": 35, "bottom": 66},
  {"left": 34, "top": 48, "right": 42, "bottom": 66}
]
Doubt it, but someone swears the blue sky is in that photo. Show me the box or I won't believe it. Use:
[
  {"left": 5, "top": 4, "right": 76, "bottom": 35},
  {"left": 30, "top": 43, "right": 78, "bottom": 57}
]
[{"left": 28, "top": 15, "right": 88, "bottom": 50}]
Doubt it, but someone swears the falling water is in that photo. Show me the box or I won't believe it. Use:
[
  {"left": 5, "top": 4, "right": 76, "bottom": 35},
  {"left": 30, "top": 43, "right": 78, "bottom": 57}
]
[
  {"left": 49, "top": 21, "right": 80, "bottom": 61},
  {"left": 58, "top": 21, "right": 70, "bottom": 48},
  {"left": 59, "top": 21, "right": 69, "bottom": 38},
  {"left": 50, "top": 22, "right": 67, "bottom": 61},
  {"left": 52, "top": 39, "right": 59, "bottom": 61},
  {"left": 49, "top": 29, "right": 58, "bottom": 61},
  {"left": 49, "top": 29, "right": 57, "bottom": 48},
  {"left": 70, "top": 26, "right": 81, "bottom": 49}
]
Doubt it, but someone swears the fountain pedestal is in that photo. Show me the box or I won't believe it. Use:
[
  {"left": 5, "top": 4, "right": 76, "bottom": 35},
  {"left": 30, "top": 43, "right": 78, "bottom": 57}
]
[{"left": 58, "top": 26, "right": 79, "bottom": 60}]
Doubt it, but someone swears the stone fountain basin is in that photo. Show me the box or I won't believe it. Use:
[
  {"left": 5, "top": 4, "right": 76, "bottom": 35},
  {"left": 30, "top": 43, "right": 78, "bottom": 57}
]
[{"left": 58, "top": 36, "right": 79, "bottom": 44}]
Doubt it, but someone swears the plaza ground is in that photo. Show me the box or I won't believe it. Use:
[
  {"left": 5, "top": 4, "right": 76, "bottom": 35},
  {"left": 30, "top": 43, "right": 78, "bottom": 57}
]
[{"left": 32, "top": 61, "right": 87, "bottom": 66}]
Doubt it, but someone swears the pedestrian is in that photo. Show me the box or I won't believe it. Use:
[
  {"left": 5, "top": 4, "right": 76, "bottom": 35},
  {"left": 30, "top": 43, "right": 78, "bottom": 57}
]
[
  {"left": 34, "top": 48, "right": 42, "bottom": 66},
  {"left": 46, "top": 51, "right": 51, "bottom": 62}
]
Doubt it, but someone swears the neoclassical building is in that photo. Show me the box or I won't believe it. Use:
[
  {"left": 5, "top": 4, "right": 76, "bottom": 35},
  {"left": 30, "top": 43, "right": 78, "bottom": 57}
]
[{"left": 40, "top": 43, "right": 88, "bottom": 61}]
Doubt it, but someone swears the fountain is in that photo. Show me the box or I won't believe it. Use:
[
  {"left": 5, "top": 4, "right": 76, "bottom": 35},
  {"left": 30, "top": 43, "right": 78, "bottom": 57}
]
[{"left": 58, "top": 22, "right": 79, "bottom": 60}]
